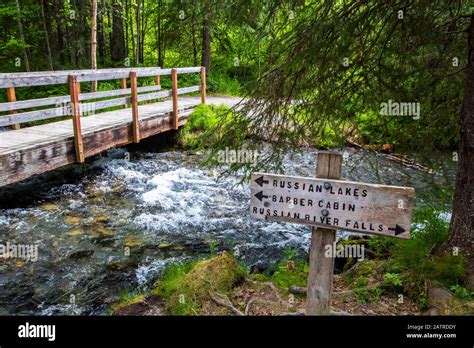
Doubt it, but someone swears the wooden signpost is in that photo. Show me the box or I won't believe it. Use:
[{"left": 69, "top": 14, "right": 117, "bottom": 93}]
[{"left": 249, "top": 151, "right": 415, "bottom": 315}]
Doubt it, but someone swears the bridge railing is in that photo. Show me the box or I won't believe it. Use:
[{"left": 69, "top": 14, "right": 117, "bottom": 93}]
[{"left": 0, "top": 66, "right": 207, "bottom": 162}]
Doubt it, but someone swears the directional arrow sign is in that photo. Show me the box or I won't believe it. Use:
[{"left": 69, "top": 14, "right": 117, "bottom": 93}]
[
  {"left": 255, "top": 176, "right": 269, "bottom": 187},
  {"left": 254, "top": 191, "right": 268, "bottom": 202},
  {"left": 388, "top": 224, "right": 406, "bottom": 236},
  {"left": 250, "top": 172, "right": 415, "bottom": 239}
]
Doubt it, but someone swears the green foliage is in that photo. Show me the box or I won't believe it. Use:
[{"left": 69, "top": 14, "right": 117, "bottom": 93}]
[
  {"left": 388, "top": 206, "right": 466, "bottom": 307},
  {"left": 450, "top": 285, "right": 474, "bottom": 301},
  {"left": 271, "top": 261, "right": 309, "bottom": 289},
  {"left": 354, "top": 275, "right": 369, "bottom": 288},
  {"left": 203, "top": 1, "right": 468, "bottom": 177},
  {"left": 383, "top": 272, "right": 403, "bottom": 291},
  {"left": 354, "top": 287, "right": 384, "bottom": 304},
  {"left": 152, "top": 252, "right": 246, "bottom": 315},
  {"left": 110, "top": 289, "right": 145, "bottom": 314},
  {"left": 367, "top": 236, "right": 396, "bottom": 258},
  {"left": 207, "top": 72, "right": 242, "bottom": 96},
  {"left": 179, "top": 103, "right": 233, "bottom": 149}
]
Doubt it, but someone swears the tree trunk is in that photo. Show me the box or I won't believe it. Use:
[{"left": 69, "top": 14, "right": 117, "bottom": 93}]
[
  {"left": 40, "top": 0, "right": 54, "bottom": 70},
  {"left": 97, "top": 1, "right": 106, "bottom": 64},
  {"left": 446, "top": 14, "right": 474, "bottom": 291},
  {"left": 156, "top": 0, "right": 162, "bottom": 66},
  {"left": 15, "top": 0, "right": 30, "bottom": 71},
  {"left": 140, "top": 1, "right": 147, "bottom": 64},
  {"left": 111, "top": 0, "right": 126, "bottom": 63},
  {"left": 135, "top": 0, "right": 141, "bottom": 65},
  {"left": 91, "top": 0, "right": 98, "bottom": 91},
  {"left": 201, "top": 18, "right": 211, "bottom": 72},
  {"left": 54, "top": 0, "right": 65, "bottom": 65},
  {"left": 129, "top": 0, "right": 136, "bottom": 65},
  {"left": 192, "top": 9, "right": 198, "bottom": 66}
]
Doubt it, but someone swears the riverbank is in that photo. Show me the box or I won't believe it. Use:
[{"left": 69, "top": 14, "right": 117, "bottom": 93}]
[{"left": 111, "top": 246, "right": 474, "bottom": 316}]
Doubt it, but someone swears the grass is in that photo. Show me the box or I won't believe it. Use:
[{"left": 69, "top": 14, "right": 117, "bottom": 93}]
[
  {"left": 179, "top": 103, "right": 233, "bottom": 149},
  {"left": 151, "top": 251, "right": 246, "bottom": 315},
  {"left": 110, "top": 290, "right": 146, "bottom": 314},
  {"left": 387, "top": 205, "right": 466, "bottom": 308},
  {"left": 207, "top": 72, "right": 242, "bottom": 96},
  {"left": 271, "top": 261, "right": 309, "bottom": 290}
]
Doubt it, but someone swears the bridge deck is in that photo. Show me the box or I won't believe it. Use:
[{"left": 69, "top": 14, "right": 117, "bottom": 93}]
[{"left": 0, "top": 95, "right": 239, "bottom": 186}]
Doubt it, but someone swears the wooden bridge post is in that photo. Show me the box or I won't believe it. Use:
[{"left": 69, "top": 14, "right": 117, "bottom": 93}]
[
  {"left": 171, "top": 68, "right": 179, "bottom": 130},
  {"left": 200, "top": 66, "right": 206, "bottom": 105},
  {"left": 68, "top": 75, "right": 85, "bottom": 163},
  {"left": 130, "top": 71, "right": 140, "bottom": 143},
  {"left": 6, "top": 87, "right": 20, "bottom": 130},
  {"left": 121, "top": 78, "right": 128, "bottom": 108},
  {"left": 155, "top": 75, "right": 160, "bottom": 86},
  {"left": 306, "top": 151, "right": 342, "bottom": 315}
]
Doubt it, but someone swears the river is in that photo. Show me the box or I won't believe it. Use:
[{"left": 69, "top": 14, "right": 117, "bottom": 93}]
[{"left": 0, "top": 145, "right": 455, "bottom": 315}]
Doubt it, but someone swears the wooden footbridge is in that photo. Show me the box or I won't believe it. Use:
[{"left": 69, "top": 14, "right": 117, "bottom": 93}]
[{"left": 0, "top": 66, "right": 235, "bottom": 187}]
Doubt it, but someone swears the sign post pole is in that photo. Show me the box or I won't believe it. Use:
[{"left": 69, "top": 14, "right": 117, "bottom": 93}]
[{"left": 306, "top": 151, "right": 342, "bottom": 315}]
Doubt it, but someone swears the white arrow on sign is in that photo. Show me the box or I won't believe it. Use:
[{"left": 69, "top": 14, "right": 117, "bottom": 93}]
[{"left": 250, "top": 173, "right": 415, "bottom": 239}]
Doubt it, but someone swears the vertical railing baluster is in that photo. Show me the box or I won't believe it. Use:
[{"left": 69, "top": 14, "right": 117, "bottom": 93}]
[
  {"left": 6, "top": 87, "right": 20, "bottom": 130},
  {"left": 121, "top": 78, "right": 128, "bottom": 108},
  {"left": 130, "top": 71, "right": 140, "bottom": 143},
  {"left": 171, "top": 68, "right": 179, "bottom": 130},
  {"left": 68, "top": 75, "right": 85, "bottom": 163}
]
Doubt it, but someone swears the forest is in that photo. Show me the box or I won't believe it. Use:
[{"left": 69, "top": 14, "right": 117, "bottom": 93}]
[{"left": 0, "top": 0, "right": 472, "bottom": 327}]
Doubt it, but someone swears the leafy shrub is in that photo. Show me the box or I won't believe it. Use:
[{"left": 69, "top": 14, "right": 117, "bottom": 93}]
[
  {"left": 450, "top": 285, "right": 473, "bottom": 301},
  {"left": 179, "top": 103, "right": 233, "bottom": 149},
  {"left": 383, "top": 272, "right": 403, "bottom": 291},
  {"left": 388, "top": 206, "right": 465, "bottom": 307}
]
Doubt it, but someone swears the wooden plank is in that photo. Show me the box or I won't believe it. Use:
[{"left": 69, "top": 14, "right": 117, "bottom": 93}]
[
  {"left": 0, "top": 67, "right": 199, "bottom": 88},
  {"left": 171, "top": 69, "right": 179, "bottom": 130},
  {"left": 0, "top": 85, "right": 154, "bottom": 112},
  {"left": 130, "top": 71, "right": 140, "bottom": 143},
  {"left": 0, "top": 95, "right": 69, "bottom": 113},
  {"left": 307, "top": 152, "right": 341, "bottom": 315},
  {"left": 0, "top": 67, "right": 164, "bottom": 88},
  {"left": 137, "top": 90, "right": 172, "bottom": 103},
  {"left": 155, "top": 75, "right": 160, "bottom": 86},
  {"left": 201, "top": 67, "right": 206, "bottom": 104},
  {"left": 177, "top": 86, "right": 200, "bottom": 95},
  {"left": 82, "top": 96, "right": 131, "bottom": 113},
  {"left": 68, "top": 75, "right": 84, "bottom": 163},
  {"left": 6, "top": 87, "right": 20, "bottom": 130},
  {"left": 250, "top": 172, "right": 414, "bottom": 238},
  {"left": 0, "top": 107, "right": 66, "bottom": 127},
  {"left": 175, "top": 67, "right": 201, "bottom": 74},
  {"left": 0, "top": 67, "right": 162, "bottom": 78}
]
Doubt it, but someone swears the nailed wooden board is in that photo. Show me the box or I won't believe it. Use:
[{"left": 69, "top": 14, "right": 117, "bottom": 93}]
[{"left": 250, "top": 172, "right": 415, "bottom": 239}]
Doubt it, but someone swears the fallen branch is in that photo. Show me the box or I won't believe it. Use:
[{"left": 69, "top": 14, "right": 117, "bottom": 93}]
[
  {"left": 288, "top": 285, "right": 306, "bottom": 295},
  {"left": 288, "top": 281, "right": 383, "bottom": 297},
  {"left": 210, "top": 292, "right": 244, "bottom": 316},
  {"left": 246, "top": 279, "right": 285, "bottom": 304}
]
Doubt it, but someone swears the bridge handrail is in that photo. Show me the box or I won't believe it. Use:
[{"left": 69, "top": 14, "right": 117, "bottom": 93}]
[
  {"left": 0, "top": 66, "right": 201, "bottom": 88},
  {"left": 0, "top": 66, "right": 207, "bottom": 163}
]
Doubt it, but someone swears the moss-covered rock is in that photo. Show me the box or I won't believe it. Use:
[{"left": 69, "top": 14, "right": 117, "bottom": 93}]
[{"left": 154, "top": 251, "right": 245, "bottom": 315}]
